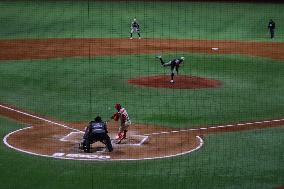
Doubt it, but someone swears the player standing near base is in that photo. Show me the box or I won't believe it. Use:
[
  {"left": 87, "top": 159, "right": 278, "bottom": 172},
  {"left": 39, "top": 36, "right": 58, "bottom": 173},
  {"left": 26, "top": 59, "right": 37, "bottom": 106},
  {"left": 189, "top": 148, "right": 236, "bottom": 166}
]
[
  {"left": 111, "top": 103, "right": 131, "bottom": 144},
  {"left": 156, "top": 55, "right": 185, "bottom": 83},
  {"left": 130, "top": 18, "right": 141, "bottom": 39}
]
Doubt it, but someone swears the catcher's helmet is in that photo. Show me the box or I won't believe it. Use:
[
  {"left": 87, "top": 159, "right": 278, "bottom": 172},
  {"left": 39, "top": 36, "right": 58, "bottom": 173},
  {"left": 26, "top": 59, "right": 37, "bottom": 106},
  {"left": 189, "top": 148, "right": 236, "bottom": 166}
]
[
  {"left": 115, "top": 103, "right": 121, "bottom": 110},
  {"left": 94, "top": 116, "right": 102, "bottom": 122}
]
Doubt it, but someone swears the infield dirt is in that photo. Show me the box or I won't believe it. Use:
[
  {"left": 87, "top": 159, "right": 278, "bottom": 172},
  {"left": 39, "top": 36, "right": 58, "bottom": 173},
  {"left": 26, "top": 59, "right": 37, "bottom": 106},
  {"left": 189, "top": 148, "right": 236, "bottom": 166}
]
[{"left": 1, "top": 38, "right": 284, "bottom": 160}]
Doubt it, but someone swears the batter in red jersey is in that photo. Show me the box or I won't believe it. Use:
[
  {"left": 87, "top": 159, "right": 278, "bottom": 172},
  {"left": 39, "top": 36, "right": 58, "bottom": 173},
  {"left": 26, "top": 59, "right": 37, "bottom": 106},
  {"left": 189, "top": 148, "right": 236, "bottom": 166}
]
[{"left": 111, "top": 103, "right": 131, "bottom": 144}]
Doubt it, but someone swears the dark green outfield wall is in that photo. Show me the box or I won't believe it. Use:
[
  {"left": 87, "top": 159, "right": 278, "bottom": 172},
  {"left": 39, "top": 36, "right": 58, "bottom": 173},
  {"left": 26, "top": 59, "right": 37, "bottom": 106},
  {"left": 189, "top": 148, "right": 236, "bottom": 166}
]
[{"left": 96, "top": 0, "right": 283, "bottom": 3}]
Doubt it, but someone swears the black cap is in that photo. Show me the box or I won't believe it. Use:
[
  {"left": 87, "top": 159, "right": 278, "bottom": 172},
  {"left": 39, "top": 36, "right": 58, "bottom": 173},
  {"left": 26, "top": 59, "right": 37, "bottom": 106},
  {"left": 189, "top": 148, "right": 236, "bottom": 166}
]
[{"left": 94, "top": 116, "right": 102, "bottom": 122}]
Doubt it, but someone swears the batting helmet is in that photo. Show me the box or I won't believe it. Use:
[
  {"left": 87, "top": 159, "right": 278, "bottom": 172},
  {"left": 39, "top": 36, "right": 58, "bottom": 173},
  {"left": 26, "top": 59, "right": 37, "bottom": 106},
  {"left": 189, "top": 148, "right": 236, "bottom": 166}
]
[{"left": 115, "top": 103, "right": 121, "bottom": 111}]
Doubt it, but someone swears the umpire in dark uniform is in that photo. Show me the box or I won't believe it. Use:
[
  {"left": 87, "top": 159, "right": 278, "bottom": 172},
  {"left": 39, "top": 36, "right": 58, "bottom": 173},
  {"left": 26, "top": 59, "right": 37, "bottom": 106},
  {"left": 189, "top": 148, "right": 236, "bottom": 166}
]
[
  {"left": 268, "top": 19, "right": 276, "bottom": 39},
  {"left": 82, "top": 116, "right": 113, "bottom": 153}
]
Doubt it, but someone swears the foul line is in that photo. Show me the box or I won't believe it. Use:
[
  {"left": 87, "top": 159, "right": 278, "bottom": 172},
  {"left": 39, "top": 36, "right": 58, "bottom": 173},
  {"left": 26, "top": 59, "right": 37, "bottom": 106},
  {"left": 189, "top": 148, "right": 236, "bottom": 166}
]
[
  {"left": 143, "top": 119, "right": 284, "bottom": 136},
  {"left": 1, "top": 103, "right": 203, "bottom": 161},
  {"left": 2, "top": 103, "right": 284, "bottom": 161},
  {"left": 0, "top": 104, "right": 83, "bottom": 133},
  {"left": 3, "top": 126, "right": 204, "bottom": 161}
]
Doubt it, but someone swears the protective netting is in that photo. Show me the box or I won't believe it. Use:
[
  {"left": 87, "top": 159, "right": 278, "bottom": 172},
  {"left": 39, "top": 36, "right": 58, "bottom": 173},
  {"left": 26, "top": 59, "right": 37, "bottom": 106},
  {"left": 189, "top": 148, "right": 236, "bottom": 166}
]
[{"left": 0, "top": 1, "right": 283, "bottom": 188}]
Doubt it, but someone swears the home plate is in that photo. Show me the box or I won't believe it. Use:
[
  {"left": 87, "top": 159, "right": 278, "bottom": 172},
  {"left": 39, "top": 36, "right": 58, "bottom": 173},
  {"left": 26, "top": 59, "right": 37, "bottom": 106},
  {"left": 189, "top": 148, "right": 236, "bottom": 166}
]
[{"left": 211, "top": 47, "right": 219, "bottom": 51}]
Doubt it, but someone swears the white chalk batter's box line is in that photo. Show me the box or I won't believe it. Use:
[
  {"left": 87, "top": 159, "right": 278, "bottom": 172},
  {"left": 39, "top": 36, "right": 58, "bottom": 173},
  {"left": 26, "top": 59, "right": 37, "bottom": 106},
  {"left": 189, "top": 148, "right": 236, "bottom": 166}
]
[
  {"left": 60, "top": 132, "right": 149, "bottom": 146},
  {"left": 52, "top": 135, "right": 204, "bottom": 161},
  {"left": 1, "top": 103, "right": 284, "bottom": 161},
  {"left": 3, "top": 126, "right": 204, "bottom": 161},
  {"left": 0, "top": 101, "right": 202, "bottom": 161}
]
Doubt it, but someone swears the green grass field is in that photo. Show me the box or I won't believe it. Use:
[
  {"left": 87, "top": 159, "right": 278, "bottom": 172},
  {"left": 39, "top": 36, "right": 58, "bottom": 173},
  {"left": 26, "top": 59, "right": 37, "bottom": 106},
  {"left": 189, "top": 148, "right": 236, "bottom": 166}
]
[
  {"left": 1, "top": 53, "right": 284, "bottom": 127},
  {"left": 0, "top": 1, "right": 284, "bottom": 188},
  {"left": 1, "top": 119, "right": 283, "bottom": 189},
  {"left": 0, "top": 1, "right": 284, "bottom": 41}
]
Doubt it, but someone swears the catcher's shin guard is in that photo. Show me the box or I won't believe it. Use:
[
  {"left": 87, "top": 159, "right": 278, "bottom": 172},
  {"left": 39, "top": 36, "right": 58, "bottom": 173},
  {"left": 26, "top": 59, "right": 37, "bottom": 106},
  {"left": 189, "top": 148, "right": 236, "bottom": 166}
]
[
  {"left": 105, "top": 135, "right": 113, "bottom": 152},
  {"left": 79, "top": 142, "right": 84, "bottom": 150},
  {"left": 80, "top": 140, "right": 91, "bottom": 153}
]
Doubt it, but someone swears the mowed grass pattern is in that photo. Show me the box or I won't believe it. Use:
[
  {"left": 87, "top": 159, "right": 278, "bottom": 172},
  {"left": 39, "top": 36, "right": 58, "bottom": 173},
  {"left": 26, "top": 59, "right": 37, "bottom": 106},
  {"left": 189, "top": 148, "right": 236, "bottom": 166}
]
[
  {"left": 0, "top": 1, "right": 284, "bottom": 188},
  {"left": 0, "top": 53, "right": 283, "bottom": 127},
  {"left": 0, "top": 1, "right": 284, "bottom": 41},
  {"left": 0, "top": 118, "right": 283, "bottom": 189}
]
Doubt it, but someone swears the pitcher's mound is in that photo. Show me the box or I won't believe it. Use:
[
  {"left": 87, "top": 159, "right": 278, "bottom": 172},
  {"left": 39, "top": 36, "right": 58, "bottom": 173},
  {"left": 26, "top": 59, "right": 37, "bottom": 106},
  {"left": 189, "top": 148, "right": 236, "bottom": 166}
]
[{"left": 128, "top": 75, "right": 222, "bottom": 89}]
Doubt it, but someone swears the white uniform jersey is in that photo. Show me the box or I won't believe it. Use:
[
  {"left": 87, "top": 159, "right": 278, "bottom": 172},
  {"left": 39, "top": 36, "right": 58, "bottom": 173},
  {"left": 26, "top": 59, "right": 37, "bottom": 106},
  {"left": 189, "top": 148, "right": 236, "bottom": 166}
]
[{"left": 119, "top": 108, "right": 130, "bottom": 122}]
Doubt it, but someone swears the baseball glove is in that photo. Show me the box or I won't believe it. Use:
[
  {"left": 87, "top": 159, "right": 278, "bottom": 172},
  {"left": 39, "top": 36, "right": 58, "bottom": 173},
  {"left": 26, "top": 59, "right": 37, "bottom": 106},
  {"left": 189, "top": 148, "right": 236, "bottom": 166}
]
[{"left": 111, "top": 112, "right": 119, "bottom": 121}]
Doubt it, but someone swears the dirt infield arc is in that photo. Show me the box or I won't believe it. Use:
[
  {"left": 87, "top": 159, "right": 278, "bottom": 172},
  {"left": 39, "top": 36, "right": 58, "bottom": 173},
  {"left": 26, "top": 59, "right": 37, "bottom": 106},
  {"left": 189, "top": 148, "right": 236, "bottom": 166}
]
[
  {"left": 1, "top": 38, "right": 284, "bottom": 160},
  {"left": 2, "top": 104, "right": 284, "bottom": 161},
  {"left": 1, "top": 38, "right": 284, "bottom": 61},
  {"left": 1, "top": 104, "right": 202, "bottom": 160},
  {"left": 128, "top": 75, "right": 222, "bottom": 89}
]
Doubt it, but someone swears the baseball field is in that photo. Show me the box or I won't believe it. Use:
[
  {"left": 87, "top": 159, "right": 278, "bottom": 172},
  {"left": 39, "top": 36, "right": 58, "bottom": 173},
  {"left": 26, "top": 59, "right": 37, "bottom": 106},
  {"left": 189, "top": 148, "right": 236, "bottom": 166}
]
[{"left": 0, "top": 0, "right": 284, "bottom": 188}]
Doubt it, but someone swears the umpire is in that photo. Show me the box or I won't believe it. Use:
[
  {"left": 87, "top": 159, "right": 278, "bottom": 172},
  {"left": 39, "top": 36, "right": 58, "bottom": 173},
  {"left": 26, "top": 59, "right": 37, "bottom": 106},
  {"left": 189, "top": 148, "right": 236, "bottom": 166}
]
[
  {"left": 268, "top": 19, "right": 276, "bottom": 39},
  {"left": 82, "top": 116, "right": 113, "bottom": 153}
]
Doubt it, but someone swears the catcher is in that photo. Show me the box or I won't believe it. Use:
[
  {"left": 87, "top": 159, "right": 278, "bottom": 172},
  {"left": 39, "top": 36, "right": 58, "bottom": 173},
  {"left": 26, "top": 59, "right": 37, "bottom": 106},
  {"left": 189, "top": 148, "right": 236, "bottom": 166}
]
[
  {"left": 111, "top": 103, "right": 131, "bottom": 144},
  {"left": 156, "top": 55, "right": 185, "bottom": 83},
  {"left": 80, "top": 116, "right": 113, "bottom": 153}
]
